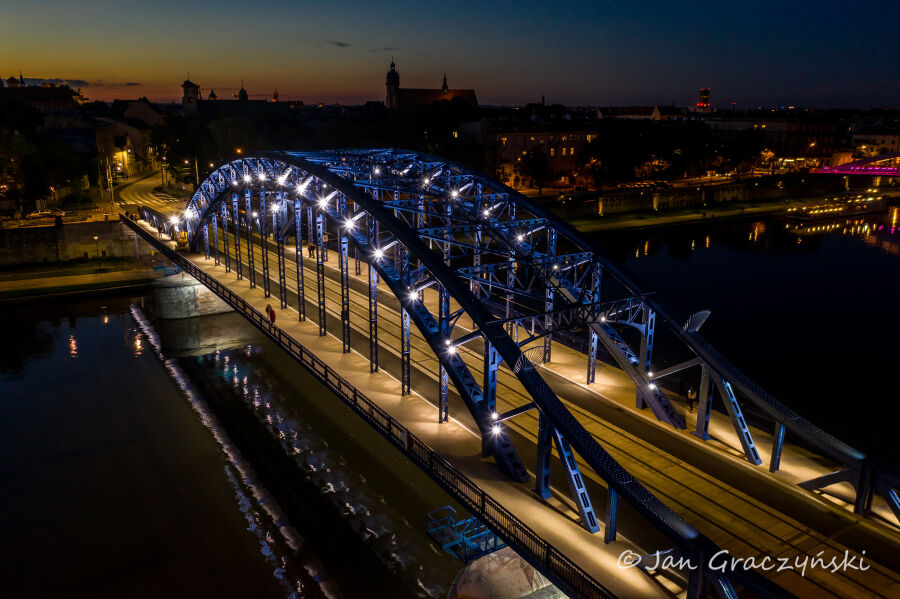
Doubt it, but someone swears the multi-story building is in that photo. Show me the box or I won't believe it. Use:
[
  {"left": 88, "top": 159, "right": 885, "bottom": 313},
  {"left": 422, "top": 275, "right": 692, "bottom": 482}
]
[
  {"left": 852, "top": 130, "right": 900, "bottom": 157},
  {"left": 495, "top": 127, "right": 594, "bottom": 186},
  {"left": 705, "top": 114, "right": 837, "bottom": 164}
]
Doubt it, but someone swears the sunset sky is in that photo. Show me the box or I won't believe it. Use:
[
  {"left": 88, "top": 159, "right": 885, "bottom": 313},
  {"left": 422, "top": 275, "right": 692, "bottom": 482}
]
[{"left": 2, "top": 0, "right": 898, "bottom": 107}]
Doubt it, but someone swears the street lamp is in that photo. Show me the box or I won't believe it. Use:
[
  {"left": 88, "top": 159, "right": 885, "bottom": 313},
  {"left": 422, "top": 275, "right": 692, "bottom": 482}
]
[{"left": 92, "top": 235, "right": 101, "bottom": 270}]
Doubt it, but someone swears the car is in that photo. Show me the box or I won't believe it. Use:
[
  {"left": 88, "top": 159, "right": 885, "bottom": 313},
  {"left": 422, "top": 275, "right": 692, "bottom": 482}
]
[
  {"left": 26, "top": 209, "right": 52, "bottom": 219},
  {"left": 49, "top": 208, "right": 66, "bottom": 217}
]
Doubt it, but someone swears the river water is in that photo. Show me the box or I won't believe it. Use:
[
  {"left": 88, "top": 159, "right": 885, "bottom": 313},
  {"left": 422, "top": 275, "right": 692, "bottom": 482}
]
[
  {"left": 587, "top": 205, "right": 900, "bottom": 467},
  {"left": 0, "top": 295, "right": 460, "bottom": 598}
]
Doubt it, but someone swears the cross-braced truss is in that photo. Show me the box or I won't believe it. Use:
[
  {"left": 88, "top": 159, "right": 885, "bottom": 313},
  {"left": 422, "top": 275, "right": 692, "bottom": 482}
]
[{"left": 137, "top": 148, "right": 899, "bottom": 598}]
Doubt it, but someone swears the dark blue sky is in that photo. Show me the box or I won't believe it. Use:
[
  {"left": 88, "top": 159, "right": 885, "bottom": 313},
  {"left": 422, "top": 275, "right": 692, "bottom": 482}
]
[{"left": 2, "top": 0, "right": 898, "bottom": 107}]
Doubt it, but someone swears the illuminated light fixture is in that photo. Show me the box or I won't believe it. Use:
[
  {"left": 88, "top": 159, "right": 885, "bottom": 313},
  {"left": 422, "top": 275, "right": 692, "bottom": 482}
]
[
  {"left": 424, "top": 177, "right": 431, "bottom": 185},
  {"left": 318, "top": 198, "right": 328, "bottom": 209},
  {"left": 450, "top": 190, "right": 458, "bottom": 198},
  {"left": 232, "top": 180, "right": 238, "bottom": 186},
  {"left": 408, "top": 290, "right": 420, "bottom": 302},
  {"left": 490, "top": 412, "right": 499, "bottom": 420},
  {"left": 270, "top": 204, "right": 279, "bottom": 213},
  {"left": 252, "top": 211, "right": 258, "bottom": 218},
  {"left": 296, "top": 179, "right": 312, "bottom": 195},
  {"left": 344, "top": 219, "right": 355, "bottom": 231},
  {"left": 517, "top": 234, "right": 524, "bottom": 242},
  {"left": 374, "top": 167, "right": 381, "bottom": 175},
  {"left": 446, "top": 345, "right": 456, "bottom": 355},
  {"left": 552, "top": 264, "right": 559, "bottom": 270},
  {"left": 600, "top": 316, "right": 607, "bottom": 323},
  {"left": 482, "top": 209, "right": 490, "bottom": 218},
  {"left": 373, "top": 248, "right": 384, "bottom": 260},
  {"left": 491, "top": 424, "right": 501, "bottom": 435},
  {"left": 258, "top": 172, "right": 267, "bottom": 181},
  {"left": 648, "top": 371, "right": 653, "bottom": 378},
  {"left": 169, "top": 216, "right": 178, "bottom": 225},
  {"left": 244, "top": 175, "right": 252, "bottom": 183},
  {"left": 648, "top": 383, "right": 657, "bottom": 391}
]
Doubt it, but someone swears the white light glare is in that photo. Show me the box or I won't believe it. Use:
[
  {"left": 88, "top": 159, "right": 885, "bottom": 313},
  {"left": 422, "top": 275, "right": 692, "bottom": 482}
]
[
  {"left": 600, "top": 316, "right": 606, "bottom": 323},
  {"left": 271, "top": 204, "right": 279, "bottom": 213},
  {"left": 408, "top": 290, "right": 420, "bottom": 302},
  {"left": 258, "top": 172, "right": 267, "bottom": 181},
  {"left": 517, "top": 234, "right": 524, "bottom": 242},
  {"left": 490, "top": 412, "right": 499, "bottom": 420},
  {"left": 374, "top": 167, "right": 381, "bottom": 175},
  {"left": 450, "top": 190, "right": 458, "bottom": 198},
  {"left": 243, "top": 175, "right": 252, "bottom": 183},
  {"left": 169, "top": 216, "right": 178, "bottom": 225},
  {"left": 373, "top": 248, "right": 384, "bottom": 260},
  {"left": 252, "top": 211, "right": 259, "bottom": 218},
  {"left": 491, "top": 424, "right": 501, "bottom": 435},
  {"left": 344, "top": 219, "right": 355, "bottom": 231},
  {"left": 648, "top": 383, "right": 657, "bottom": 391},
  {"left": 482, "top": 209, "right": 490, "bottom": 218}
]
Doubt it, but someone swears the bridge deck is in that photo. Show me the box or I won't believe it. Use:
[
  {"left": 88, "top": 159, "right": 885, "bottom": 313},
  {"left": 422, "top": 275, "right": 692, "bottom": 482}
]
[{"left": 126, "top": 204, "right": 900, "bottom": 598}]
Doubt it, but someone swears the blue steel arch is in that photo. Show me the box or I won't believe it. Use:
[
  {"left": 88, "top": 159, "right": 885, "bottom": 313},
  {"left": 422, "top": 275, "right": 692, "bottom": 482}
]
[{"left": 174, "top": 148, "right": 897, "bottom": 597}]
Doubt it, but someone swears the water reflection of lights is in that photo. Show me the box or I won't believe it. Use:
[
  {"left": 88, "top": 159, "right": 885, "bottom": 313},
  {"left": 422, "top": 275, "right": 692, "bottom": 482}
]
[
  {"left": 68, "top": 334, "right": 78, "bottom": 358},
  {"left": 133, "top": 333, "right": 143, "bottom": 355}
]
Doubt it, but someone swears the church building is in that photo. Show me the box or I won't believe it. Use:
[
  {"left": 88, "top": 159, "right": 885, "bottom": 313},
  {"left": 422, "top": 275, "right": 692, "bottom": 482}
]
[{"left": 385, "top": 61, "right": 477, "bottom": 110}]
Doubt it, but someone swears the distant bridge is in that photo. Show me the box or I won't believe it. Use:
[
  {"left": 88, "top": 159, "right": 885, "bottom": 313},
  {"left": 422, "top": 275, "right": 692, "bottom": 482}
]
[
  {"left": 811, "top": 152, "right": 900, "bottom": 176},
  {"left": 122, "top": 149, "right": 900, "bottom": 598}
]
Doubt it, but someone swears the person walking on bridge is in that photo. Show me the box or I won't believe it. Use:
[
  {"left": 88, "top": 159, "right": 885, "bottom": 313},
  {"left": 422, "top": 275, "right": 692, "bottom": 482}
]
[{"left": 265, "top": 303, "right": 276, "bottom": 325}]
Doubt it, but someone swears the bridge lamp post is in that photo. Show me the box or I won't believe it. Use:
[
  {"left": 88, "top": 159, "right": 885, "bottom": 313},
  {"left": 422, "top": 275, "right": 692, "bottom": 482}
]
[{"left": 92, "top": 235, "right": 101, "bottom": 270}]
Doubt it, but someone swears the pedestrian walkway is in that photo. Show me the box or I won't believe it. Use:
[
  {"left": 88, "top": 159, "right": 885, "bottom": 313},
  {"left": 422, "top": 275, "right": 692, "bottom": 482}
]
[{"left": 132, "top": 215, "right": 900, "bottom": 598}]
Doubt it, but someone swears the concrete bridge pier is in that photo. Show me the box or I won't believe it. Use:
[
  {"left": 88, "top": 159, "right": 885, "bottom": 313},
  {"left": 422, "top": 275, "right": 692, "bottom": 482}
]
[{"left": 153, "top": 272, "right": 232, "bottom": 320}]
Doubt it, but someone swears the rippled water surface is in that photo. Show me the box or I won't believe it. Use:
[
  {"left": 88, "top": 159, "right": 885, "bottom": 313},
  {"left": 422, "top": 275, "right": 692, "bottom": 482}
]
[{"left": 588, "top": 205, "right": 900, "bottom": 466}]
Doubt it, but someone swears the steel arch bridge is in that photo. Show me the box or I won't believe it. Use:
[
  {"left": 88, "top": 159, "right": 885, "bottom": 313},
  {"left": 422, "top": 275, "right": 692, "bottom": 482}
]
[
  {"left": 812, "top": 152, "right": 900, "bottom": 176},
  {"left": 139, "top": 148, "right": 899, "bottom": 598}
]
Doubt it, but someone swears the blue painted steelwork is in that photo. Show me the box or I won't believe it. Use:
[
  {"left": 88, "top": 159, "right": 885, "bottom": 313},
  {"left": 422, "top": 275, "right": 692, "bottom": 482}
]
[
  {"left": 260, "top": 188, "right": 271, "bottom": 298},
  {"left": 426, "top": 506, "right": 506, "bottom": 563},
  {"left": 244, "top": 189, "right": 255, "bottom": 288},
  {"left": 167, "top": 148, "right": 900, "bottom": 596},
  {"left": 232, "top": 193, "right": 242, "bottom": 280},
  {"left": 221, "top": 202, "right": 231, "bottom": 273},
  {"left": 211, "top": 213, "right": 219, "bottom": 266},
  {"left": 293, "top": 200, "right": 306, "bottom": 322}
]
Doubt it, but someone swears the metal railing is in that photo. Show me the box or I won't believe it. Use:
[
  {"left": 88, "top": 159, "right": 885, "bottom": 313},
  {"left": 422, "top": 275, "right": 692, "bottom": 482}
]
[{"left": 123, "top": 214, "right": 617, "bottom": 599}]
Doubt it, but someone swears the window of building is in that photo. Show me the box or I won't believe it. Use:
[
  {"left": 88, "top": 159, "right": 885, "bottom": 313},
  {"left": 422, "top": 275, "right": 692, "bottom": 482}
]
[
  {"left": 562, "top": 148, "right": 567, "bottom": 156},
  {"left": 569, "top": 146, "right": 574, "bottom": 155},
  {"left": 550, "top": 148, "right": 555, "bottom": 157}
]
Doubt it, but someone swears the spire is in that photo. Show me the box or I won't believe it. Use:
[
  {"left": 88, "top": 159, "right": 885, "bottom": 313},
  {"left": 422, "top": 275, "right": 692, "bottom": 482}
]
[
  {"left": 273, "top": 87, "right": 279, "bottom": 102},
  {"left": 19, "top": 70, "right": 25, "bottom": 87},
  {"left": 238, "top": 79, "right": 248, "bottom": 101},
  {"left": 441, "top": 72, "right": 448, "bottom": 94}
]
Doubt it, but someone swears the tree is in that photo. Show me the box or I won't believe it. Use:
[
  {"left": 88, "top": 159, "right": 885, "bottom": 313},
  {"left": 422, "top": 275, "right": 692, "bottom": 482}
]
[{"left": 521, "top": 148, "right": 550, "bottom": 194}]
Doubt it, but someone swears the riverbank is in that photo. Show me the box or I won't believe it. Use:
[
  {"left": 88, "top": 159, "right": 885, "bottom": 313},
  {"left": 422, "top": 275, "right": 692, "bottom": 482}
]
[
  {"left": 568, "top": 192, "right": 900, "bottom": 232},
  {"left": 0, "top": 258, "right": 161, "bottom": 301}
]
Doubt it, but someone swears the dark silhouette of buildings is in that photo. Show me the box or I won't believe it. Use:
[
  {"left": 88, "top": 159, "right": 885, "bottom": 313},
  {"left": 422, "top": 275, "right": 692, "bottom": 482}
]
[{"left": 384, "top": 61, "right": 477, "bottom": 110}]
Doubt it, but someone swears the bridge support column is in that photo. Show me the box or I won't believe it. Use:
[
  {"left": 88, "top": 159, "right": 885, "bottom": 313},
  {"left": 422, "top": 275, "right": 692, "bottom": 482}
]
[
  {"left": 604, "top": 488, "right": 618, "bottom": 543},
  {"left": 480, "top": 341, "right": 500, "bottom": 456},
  {"left": 587, "top": 263, "right": 601, "bottom": 384},
  {"left": 854, "top": 463, "right": 874, "bottom": 515},
  {"left": 552, "top": 428, "right": 600, "bottom": 533},
  {"left": 769, "top": 422, "right": 785, "bottom": 473},
  {"left": 244, "top": 190, "right": 256, "bottom": 288},
  {"left": 636, "top": 306, "right": 655, "bottom": 409},
  {"left": 714, "top": 378, "right": 762, "bottom": 465},
  {"left": 534, "top": 413, "right": 552, "bottom": 499},
  {"left": 543, "top": 229, "right": 557, "bottom": 363},
  {"left": 293, "top": 200, "right": 306, "bottom": 322},
  {"left": 211, "top": 213, "right": 219, "bottom": 266},
  {"left": 275, "top": 199, "right": 287, "bottom": 309},
  {"left": 368, "top": 216, "right": 378, "bottom": 372},
  {"left": 260, "top": 189, "right": 271, "bottom": 298},
  {"left": 438, "top": 285, "right": 450, "bottom": 423},
  {"left": 692, "top": 366, "right": 713, "bottom": 440},
  {"left": 400, "top": 244, "right": 410, "bottom": 394},
  {"left": 339, "top": 229, "right": 351, "bottom": 353},
  {"left": 315, "top": 211, "right": 326, "bottom": 336},
  {"left": 221, "top": 203, "right": 231, "bottom": 273},
  {"left": 203, "top": 224, "right": 210, "bottom": 260},
  {"left": 232, "top": 196, "right": 242, "bottom": 279}
]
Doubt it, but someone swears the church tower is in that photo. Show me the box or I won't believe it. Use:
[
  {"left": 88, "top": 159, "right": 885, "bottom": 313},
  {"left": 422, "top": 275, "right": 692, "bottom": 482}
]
[
  {"left": 181, "top": 78, "right": 200, "bottom": 113},
  {"left": 441, "top": 73, "right": 448, "bottom": 94},
  {"left": 385, "top": 60, "right": 400, "bottom": 110}
]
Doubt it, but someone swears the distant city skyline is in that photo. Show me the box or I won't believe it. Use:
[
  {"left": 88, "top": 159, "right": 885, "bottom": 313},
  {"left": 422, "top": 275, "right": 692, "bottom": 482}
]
[{"left": 2, "top": 0, "right": 898, "bottom": 108}]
